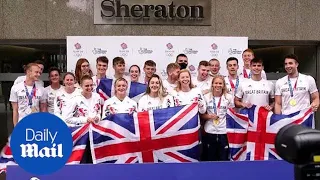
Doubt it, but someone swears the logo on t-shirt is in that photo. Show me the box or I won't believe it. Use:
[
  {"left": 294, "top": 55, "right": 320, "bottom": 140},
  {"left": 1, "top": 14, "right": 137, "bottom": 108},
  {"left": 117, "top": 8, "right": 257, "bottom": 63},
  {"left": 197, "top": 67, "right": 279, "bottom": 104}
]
[{"left": 10, "top": 113, "right": 73, "bottom": 175}]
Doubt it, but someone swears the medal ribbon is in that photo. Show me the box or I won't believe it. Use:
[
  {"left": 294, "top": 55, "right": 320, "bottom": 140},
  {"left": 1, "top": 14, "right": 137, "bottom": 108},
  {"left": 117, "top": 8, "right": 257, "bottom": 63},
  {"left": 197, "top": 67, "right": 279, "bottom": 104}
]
[
  {"left": 212, "top": 96, "right": 222, "bottom": 114},
  {"left": 243, "top": 68, "right": 251, "bottom": 78},
  {"left": 288, "top": 75, "right": 298, "bottom": 97},
  {"left": 229, "top": 76, "right": 239, "bottom": 93},
  {"left": 24, "top": 83, "right": 36, "bottom": 107}
]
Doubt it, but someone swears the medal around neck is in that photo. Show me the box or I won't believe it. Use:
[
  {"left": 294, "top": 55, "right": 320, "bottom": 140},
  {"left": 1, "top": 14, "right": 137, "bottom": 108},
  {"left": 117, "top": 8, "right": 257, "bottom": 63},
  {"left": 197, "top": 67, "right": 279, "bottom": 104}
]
[
  {"left": 10, "top": 112, "right": 73, "bottom": 175},
  {"left": 289, "top": 99, "right": 297, "bottom": 106},
  {"left": 213, "top": 119, "right": 219, "bottom": 125}
]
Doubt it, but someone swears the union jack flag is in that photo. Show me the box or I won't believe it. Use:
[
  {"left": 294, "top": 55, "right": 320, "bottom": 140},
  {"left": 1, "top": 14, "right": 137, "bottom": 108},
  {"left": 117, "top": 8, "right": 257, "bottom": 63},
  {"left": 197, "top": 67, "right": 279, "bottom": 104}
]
[
  {"left": 90, "top": 103, "right": 200, "bottom": 163},
  {"left": 226, "top": 105, "right": 314, "bottom": 161},
  {"left": 0, "top": 123, "right": 90, "bottom": 173},
  {"left": 97, "top": 78, "right": 147, "bottom": 102}
]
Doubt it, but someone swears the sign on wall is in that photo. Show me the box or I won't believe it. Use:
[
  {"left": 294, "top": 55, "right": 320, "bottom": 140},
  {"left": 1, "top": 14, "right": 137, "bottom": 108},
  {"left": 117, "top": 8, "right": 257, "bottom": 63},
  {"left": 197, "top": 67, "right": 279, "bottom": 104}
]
[
  {"left": 67, "top": 36, "right": 248, "bottom": 79},
  {"left": 94, "top": 0, "right": 212, "bottom": 25}
]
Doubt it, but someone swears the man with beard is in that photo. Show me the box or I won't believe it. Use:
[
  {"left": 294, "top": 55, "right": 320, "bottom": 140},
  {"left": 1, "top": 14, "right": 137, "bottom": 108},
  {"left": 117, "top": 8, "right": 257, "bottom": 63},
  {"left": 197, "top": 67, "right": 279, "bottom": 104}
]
[
  {"left": 209, "top": 58, "right": 222, "bottom": 77},
  {"left": 143, "top": 60, "right": 156, "bottom": 84},
  {"left": 175, "top": 54, "right": 188, "bottom": 70},
  {"left": 192, "top": 61, "right": 212, "bottom": 94},
  {"left": 224, "top": 57, "right": 244, "bottom": 98},
  {"left": 163, "top": 63, "right": 180, "bottom": 94},
  {"left": 275, "top": 54, "right": 319, "bottom": 116},
  {"left": 92, "top": 56, "right": 108, "bottom": 92}
]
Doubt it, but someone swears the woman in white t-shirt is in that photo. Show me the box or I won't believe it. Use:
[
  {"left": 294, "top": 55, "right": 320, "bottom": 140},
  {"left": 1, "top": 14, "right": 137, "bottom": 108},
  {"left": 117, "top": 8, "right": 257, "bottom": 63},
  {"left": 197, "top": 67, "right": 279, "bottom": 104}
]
[
  {"left": 171, "top": 69, "right": 206, "bottom": 114},
  {"left": 44, "top": 67, "right": 64, "bottom": 114},
  {"left": 138, "top": 74, "right": 174, "bottom": 112},
  {"left": 201, "top": 75, "right": 234, "bottom": 161},
  {"left": 63, "top": 75, "right": 103, "bottom": 127},
  {"left": 102, "top": 78, "right": 137, "bottom": 119},
  {"left": 54, "top": 72, "right": 81, "bottom": 120}
]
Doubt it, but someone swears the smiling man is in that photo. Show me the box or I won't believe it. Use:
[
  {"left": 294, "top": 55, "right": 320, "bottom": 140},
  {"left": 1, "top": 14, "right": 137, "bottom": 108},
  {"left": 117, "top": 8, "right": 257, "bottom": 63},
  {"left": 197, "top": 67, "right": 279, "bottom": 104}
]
[
  {"left": 234, "top": 58, "right": 274, "bottom": 111},
  {"left": 92, "top": 56, "right": 109, "bottom": 92},
  {"left": 224, "top": 57, "right": 244, "bottom": 98},
  {"left": 143, "top": 60, "right": 156, "bottom": 84},
  {"left": 192, "top": 61, "right": 212, "bottom": 94},
  {"left": 275, "top": 54, "right": 319, "bottom": 115}
]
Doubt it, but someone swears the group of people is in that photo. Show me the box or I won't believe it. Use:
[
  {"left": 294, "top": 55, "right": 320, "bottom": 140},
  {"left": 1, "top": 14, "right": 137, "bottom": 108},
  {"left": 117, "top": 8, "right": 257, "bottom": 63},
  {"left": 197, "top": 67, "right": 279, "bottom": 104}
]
[{"left": 9, "top": 48, "right": 319, "bottom": 162}]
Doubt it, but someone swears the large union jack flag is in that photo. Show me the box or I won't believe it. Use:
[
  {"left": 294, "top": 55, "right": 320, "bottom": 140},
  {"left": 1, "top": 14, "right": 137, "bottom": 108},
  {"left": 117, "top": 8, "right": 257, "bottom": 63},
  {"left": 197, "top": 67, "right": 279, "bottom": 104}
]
[
  {"left": 226, "top": 105, "right": 314, "bottom": 161},
  {"left": 97, "top": 78, "right": 147, "bottom": 102},
  {"left": 90, "top": 103, "right": 200, "bottom": 163}
]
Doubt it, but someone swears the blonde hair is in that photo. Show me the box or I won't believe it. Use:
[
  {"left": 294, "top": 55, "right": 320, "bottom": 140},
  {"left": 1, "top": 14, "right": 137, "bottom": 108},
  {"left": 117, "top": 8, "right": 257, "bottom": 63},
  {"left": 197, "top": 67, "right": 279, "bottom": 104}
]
[
  {"left": 210, "top": 75, "right": 228, "bottom": 97},
  {"left": 114, "top": 78, "right": 128, "bottom": 96},
  {"left": 145, "top": 74, "right": 167, "bottom": 103},
  {"left": 175, "top": 69, "right": 195, "bottom": 91}
]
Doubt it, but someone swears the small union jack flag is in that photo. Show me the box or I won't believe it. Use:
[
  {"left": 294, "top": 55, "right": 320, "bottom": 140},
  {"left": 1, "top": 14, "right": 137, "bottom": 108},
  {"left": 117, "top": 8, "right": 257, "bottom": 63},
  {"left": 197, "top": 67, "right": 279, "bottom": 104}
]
[
  {"left": 226, "top": 105, "right": 314, "bottom": 161},
  {"left": 90, "top": 103, "right": 200, "bottom": 163}
]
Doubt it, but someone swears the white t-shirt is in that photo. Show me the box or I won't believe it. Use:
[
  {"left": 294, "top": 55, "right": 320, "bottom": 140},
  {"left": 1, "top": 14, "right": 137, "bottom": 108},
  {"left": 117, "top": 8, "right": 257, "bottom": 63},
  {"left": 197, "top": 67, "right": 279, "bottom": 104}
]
[
  {"left": 204, "top": 93, "right": 234, "bottom": 134},
  {"left": 63, "top": 92, "right": 103, "bottom": 127},
  {"left": 171, "top": 88, "right": 206, "bottom": 114},
  {"left": 275, "top": 73, "right": 318, "bottom": 115},
  {"left": 102, "top": 96, "right": 138, "bottom": 119},
  {"left": 44, "top": 85, "right": 64, "bottom": 114},
  {"left": 192, "top": 76, "right": 213, "bottom": 92},
  {"left": 53, "top": 87, "right": 82, "bottom": 120},
  {"left": 162, "top": 79, "right": 177, "bottom": 94},
  {"left": 13, "top": 75, "right": 44, "bottom": 87},
  {"left": 224, "top": 76, "right": 245, "bottom": 97},
  {"left": 239, "top": 68, "right": 267, "bottom": 80},
  {"left": 9, "top": 82, "right": 46, "bottom": 121},
  {"left": 235, "top": 78, "right": 275, "bottom": 106},
  {"left": 138, "top": 94, "right": 174, "bottom": 112}
]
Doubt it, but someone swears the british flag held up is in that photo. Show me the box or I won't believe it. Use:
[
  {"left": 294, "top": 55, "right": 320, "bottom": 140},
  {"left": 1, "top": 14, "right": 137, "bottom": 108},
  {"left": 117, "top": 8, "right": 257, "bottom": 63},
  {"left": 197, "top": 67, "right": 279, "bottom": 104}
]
[
  {"left": 96, "top": 78, "right": 147, "bottom": 102},
  {"left": 90, "top": 103, "right": 200, "bottom": 164},
  {"left": 226, "top": 105, "right": 314, "bottom": 161}
]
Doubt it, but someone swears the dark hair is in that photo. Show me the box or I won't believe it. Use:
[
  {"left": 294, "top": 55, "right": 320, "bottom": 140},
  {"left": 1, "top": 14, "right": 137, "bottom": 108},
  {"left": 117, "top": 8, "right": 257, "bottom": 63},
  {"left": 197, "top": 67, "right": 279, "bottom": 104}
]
[
  {"left": 250, "top": 57, "right": 264, "bottom": 65},
  {"left": 63, "top": 72, "right": 76, "bottom": 80},
  {"left": 226, "top": 57, "right": 239, "bottom": 64},
  {"left": 284, "top": 54, "right": 299, "bottom": 63},
  {"left": 209, "top": 58, "right": 219, "bottom": 63},
  {"left": 80, "top": 75, "right": 93, "bottom": 85},
  {"left": 198, "top": 60, "right": 209, "bottom": 67},
  {"left": 176, "top": 54, "right": 188, "bottom": 61},
  {"left": 129, "top": 65, "right": 141, "bottom": 73},
  {"left": 113, "top": 57, "right": 125, "bottom": 66},
  {"left": 144, "top": 60, "right": 156, "bottom": 67},
  {"left": 96, "top": 56, "right": 109, "bottom": 64},
  {"left": 48, "top": 67, "right": 61, "bottom": 76},
  {"left": 33, "top": 60, "right": 45, "bottom": 66}
]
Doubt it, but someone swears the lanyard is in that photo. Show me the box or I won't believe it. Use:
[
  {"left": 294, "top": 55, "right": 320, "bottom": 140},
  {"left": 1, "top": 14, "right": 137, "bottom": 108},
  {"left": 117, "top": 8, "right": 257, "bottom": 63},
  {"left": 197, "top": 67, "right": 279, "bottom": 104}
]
[
  {"left": 24, "top": 83, "right": 36, "bottom": 107},
  {"left": 212, "top": 96, "right": 222, "bottom": 114},
  {"left": 243, "top": 68, "right": 251, "bottom": 78},
  {"left": 288, "top": 75, "right": 298, "bottom": 97},
  {"left": 229, "top": 76, "right": 239, "bottom": 93}
]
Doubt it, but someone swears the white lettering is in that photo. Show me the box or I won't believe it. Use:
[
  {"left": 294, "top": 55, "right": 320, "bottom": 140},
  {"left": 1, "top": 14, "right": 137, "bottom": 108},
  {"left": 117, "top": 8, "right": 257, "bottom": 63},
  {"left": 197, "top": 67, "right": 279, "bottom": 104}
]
[
  {"left": 26, "top": 129, "right": 35, "bottom": 141},
  {"left": 20, "top": 143, "right": 63, "bottom": 158},
  {"left": 25, "top": 129, "right": 58, "bottom": 143}
]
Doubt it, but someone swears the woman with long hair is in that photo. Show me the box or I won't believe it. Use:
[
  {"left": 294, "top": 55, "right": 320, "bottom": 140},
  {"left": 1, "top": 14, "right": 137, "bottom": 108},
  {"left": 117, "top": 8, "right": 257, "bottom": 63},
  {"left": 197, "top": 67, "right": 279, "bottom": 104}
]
[
  {"left": 129, "top": 65, "right": 141, "bottom": 83},
  {"left": 54, "top": 72, "right": 81, "bottom": 120},
  {"left": 75, "top": 58, "right": 93, "bottom": 88},
  {"left": 201, "top": 75, "right": 234, "bottom": 161},
  {"left": 171, "top": 69, "right": 206, "bottom": 114},
  {"left": 102, "top": 78, "right": 137, "bottom": 119},
  {"left": 44, "top": 67, "right": 64, "bottom": 114},
  {"left": 64, "top": 75, "right": 102, "bottom": 127},
  {"left": 138, "top": 74, "right": 174, "bottom": 112}
]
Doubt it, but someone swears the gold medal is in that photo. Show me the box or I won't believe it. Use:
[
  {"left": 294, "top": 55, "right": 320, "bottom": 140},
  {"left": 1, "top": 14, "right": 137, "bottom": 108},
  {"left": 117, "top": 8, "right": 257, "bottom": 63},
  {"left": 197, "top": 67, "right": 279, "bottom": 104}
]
[
  {"left": 289, "top": 99, "right": 297, "bottom": 106},
  {"left": 213, "top": 119, "right": 219, "bottom": 125},
  {"left": 31, "top": 107, "right": 37, "bottom": 113}
]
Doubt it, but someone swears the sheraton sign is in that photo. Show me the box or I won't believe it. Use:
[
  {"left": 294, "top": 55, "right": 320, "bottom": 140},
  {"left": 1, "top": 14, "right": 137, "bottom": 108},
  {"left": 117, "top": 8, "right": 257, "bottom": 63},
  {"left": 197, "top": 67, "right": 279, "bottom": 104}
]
[{"left": 94, "top": 0, "right": 211, "bottom": 25}]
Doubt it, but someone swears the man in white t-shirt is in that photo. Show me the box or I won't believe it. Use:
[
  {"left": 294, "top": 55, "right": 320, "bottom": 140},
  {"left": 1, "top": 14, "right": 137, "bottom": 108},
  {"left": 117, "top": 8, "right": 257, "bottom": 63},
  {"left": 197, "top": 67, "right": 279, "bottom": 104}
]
[
  {"left": 13, "top": 60, "right": 45, "bottom": 87},
  {"left": 224, "top": 57, "right": 244, "bottom": 97},
  {"left": 10, "top": 63, "right": 47, "bottom": 126},
  {"left": 208, "top": 58, "right": 222, "bottom": 77},
  {"left": 163, "top": 63, "right": 180, "bottom": 93},
  {"left": 235, "top": 58, "right": 274, "bottom": 111},
  {"left": 192, "top": 61, "right": 212, "bottom": 94},
  {"left": 92, "top": 56, "right": 108, "bottom": 92},
  {"left": 239, "top": 49, "right": 267, "bottom": 80},
  {"left": 175, "top": 54, "right": 188, "bottom": 70},
  {"left": 275, "top": 54, "right": 319, "bottom": 115}
]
